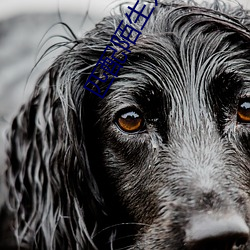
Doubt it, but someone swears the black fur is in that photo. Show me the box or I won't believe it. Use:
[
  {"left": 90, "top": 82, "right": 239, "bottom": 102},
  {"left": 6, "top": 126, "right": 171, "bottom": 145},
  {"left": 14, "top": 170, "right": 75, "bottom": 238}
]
[{"left": 2, "top": 0, "right": 250, "bottom": 249}]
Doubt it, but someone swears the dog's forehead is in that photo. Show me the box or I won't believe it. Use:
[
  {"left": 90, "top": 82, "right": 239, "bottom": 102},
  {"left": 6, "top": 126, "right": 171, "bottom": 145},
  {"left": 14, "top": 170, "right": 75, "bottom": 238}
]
[{"left": 108, "top": 6, "right": 250, "bottom": 103}]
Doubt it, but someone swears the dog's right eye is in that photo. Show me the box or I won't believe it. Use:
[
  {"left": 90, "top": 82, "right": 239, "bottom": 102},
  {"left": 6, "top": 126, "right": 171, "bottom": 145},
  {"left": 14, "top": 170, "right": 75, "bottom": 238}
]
[
  {"left": 237, "top": 98, "right": 250, "bottom": 123},
  {"left": 116, "top": 109, "right": 145, "bottom": 133}
]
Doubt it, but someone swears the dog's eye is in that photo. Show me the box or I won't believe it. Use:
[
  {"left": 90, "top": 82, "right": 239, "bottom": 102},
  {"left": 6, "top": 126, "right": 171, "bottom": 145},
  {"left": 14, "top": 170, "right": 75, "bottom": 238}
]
[
  {"left": 116, "top": 110, "right": 144, "bottom": 133},
  {"left": 237, "top": 99, "right": 250, "bottom": 123}
]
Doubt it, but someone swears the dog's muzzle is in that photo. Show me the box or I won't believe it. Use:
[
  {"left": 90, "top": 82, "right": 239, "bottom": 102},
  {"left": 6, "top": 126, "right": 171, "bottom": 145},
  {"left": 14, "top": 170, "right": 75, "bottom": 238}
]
[{"left": 185, "top": 213, "right": 249, "bottom": 250}]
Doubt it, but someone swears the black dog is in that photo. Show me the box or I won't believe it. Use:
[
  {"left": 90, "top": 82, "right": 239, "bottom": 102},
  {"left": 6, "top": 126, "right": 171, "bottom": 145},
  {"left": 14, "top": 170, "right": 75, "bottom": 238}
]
[{"left": 1, "top": 0, "right": 250, "bottom": 249}]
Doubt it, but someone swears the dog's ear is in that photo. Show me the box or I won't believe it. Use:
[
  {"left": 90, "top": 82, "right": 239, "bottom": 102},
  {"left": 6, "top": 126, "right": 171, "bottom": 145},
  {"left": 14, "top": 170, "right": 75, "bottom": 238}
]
[{"left": 2, "top": 19, "right": 116, "bottom": 248}]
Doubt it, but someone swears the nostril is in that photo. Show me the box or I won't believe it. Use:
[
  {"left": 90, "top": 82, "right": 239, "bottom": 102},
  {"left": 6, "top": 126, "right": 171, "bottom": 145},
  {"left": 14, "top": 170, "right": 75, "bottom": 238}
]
[
  {"left": 235, "top": 236, "right": 248, "bottom": 248},
  {"left": 185, "top": 213, "right": 249, "bottom": 250},
  {"left": 187, "top": 233, "right": 248, "bottom": 250}
]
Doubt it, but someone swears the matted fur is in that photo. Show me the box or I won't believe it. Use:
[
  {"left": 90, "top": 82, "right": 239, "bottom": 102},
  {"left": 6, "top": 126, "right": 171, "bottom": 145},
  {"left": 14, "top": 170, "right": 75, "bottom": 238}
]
[{"left": 2, "top": 0, "right": 250, "bottom": 249}]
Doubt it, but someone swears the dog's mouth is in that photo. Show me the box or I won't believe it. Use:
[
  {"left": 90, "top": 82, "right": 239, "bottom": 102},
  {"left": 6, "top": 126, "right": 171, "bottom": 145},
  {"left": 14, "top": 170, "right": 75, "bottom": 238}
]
[{"left": 185, "top": 213, "right": 249, "bottom": 250}]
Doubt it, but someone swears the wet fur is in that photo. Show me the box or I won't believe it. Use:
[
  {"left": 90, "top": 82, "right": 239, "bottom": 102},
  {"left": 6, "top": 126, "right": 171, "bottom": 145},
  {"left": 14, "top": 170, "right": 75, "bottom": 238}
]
[{"left": 2, "top": 0, "right": 250, "bottom": 249}]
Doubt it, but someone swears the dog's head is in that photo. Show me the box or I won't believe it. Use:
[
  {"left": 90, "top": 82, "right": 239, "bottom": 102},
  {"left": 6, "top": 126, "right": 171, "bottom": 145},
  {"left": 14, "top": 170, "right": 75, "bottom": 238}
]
[
  {"left": 3, "top": 1, "right": 250, "bottom": 250},
  {"left": 83, "top": 1, "right": 250, "bottom": 249}
]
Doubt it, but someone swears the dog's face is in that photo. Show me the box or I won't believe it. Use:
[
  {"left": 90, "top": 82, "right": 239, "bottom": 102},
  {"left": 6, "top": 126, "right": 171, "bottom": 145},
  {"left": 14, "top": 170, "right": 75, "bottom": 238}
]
[
  {"left": 84, "top": 3, "right": 250, "bottom": 249},
  {"left": 4, "top": 1, "right": 250, "bottom": 250}
]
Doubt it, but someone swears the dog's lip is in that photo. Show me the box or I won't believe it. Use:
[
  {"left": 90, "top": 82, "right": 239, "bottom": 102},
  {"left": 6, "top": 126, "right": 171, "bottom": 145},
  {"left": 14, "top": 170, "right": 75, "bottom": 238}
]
[{"left": 185, "top": 212, "right": 249, "bottom": 242}]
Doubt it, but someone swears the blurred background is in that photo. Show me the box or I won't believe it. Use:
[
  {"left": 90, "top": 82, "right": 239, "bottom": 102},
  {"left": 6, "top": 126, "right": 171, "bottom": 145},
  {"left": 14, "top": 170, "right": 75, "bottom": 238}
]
[{"left": 0, "top": 0, "right": 250, "bottom": 174}]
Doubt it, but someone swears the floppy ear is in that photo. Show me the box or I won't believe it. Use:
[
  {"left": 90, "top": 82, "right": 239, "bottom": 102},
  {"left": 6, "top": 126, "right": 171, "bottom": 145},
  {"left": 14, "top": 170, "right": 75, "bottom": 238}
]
[{"left": 2, "top": 21, "right": 115, "bottom": 249}]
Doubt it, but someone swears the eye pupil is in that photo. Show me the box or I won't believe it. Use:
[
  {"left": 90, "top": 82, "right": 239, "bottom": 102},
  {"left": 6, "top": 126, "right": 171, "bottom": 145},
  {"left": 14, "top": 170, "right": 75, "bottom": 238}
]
[
  {"left": 121, "top": 111, "right": 139, "bottom": 119},
  {"left": 237, "top": 99, "right": 250, "bottom": 123},
  {"left": 116, "top": 110, "right": 144, "bottom": 133},
  {"left": 240, "top": 102, "right": 250, "bottom": 110}
]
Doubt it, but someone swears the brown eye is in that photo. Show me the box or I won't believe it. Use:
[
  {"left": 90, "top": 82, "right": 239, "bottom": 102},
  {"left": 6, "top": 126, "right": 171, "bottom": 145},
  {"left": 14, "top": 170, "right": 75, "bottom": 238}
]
[
  {"left": 237, "top": 99, "right": 250, "bottom": 123},
  {"left": 116, "top": 110, "right": 145, "bottom": 133}
]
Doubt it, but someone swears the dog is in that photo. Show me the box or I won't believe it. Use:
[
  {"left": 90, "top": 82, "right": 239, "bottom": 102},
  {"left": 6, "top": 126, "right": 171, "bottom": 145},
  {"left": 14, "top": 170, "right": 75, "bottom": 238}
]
[{"left": 1, "top": 0, "right": 250, "bottom": 249}]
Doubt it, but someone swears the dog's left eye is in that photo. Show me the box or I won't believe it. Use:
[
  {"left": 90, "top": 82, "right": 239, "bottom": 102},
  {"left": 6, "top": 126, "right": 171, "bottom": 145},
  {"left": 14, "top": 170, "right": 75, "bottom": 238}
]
[
  {"left": 237, "top": 99, "right": 250, "bottom": 123},
  {"left": 116, "top": 110, "right": 145, "bottom": 133}
]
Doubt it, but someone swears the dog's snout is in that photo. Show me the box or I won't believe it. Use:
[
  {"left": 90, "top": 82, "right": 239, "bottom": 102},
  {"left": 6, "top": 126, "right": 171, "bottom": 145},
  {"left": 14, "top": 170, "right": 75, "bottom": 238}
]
[{"left": 185, "top": 213, "right": 249, "bottom": 250}]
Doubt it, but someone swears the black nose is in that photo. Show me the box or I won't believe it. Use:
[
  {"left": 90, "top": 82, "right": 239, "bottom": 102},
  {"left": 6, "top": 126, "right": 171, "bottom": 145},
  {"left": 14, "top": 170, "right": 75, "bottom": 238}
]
[{"left": 185, "top": 213, "right": 249, "bottom": 250}]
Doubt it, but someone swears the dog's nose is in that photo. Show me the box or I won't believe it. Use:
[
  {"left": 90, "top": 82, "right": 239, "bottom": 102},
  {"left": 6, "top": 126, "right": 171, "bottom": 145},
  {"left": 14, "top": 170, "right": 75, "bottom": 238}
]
[{"left": 185, "top": 213, "right": 249, "bottom": 250}]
